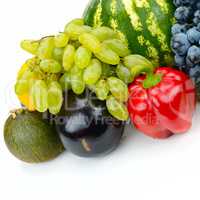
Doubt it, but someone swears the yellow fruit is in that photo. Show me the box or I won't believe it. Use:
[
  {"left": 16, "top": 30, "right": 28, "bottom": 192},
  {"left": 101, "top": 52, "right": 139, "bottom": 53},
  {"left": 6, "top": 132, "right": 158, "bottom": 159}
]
[
  {"left": 17, "top": 62, "right": 37, "bottom": 111},
  {"left": 18, "top": 94, "right": 35, "bottom": 111},
  {"left": 17, "top": 63, "right": 29, "bottom": 80}
]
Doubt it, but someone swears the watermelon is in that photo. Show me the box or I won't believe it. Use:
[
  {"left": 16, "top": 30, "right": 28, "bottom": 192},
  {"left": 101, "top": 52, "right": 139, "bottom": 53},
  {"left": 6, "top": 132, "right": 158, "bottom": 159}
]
[{"left": 84, "top": 0, "right": 175, "bottom": 66}]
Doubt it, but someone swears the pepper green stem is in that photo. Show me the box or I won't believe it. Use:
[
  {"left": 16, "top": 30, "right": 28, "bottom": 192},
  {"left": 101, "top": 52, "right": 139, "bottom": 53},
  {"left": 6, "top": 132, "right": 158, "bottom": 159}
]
[
  {"left": 130, "top": 61, "right": 162, "bottom": 89},
  {"left": 131, "top": 64, "right": 153, "bottom": 79},
  {"left": 142, "top": 73, "right": 163, "bottom": 89}
]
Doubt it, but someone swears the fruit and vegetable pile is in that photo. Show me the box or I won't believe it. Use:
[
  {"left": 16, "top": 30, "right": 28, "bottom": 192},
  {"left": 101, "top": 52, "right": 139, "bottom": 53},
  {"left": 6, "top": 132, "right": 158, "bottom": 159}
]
[{"left": 3, "top": 0, "right": 199, "bottom": 163}]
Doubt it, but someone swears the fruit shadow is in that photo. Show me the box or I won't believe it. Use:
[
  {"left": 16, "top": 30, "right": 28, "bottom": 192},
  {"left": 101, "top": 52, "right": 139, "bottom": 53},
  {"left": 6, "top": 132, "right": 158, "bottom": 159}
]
[{"left": 20, "top": 104, "right": 200, "bottom": 173}]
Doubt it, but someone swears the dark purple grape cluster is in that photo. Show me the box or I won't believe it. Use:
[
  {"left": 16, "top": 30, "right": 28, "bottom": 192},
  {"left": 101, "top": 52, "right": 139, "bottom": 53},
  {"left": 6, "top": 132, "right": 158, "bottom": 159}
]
[{"left": 171, "top": 0, "right": 200, "bottom": 99}]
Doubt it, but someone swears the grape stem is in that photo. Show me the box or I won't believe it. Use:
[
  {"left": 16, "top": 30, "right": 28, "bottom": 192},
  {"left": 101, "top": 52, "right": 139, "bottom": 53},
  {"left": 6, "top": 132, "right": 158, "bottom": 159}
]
[{"left": 39, "top": 35, "right": 54, "bottom": 42}]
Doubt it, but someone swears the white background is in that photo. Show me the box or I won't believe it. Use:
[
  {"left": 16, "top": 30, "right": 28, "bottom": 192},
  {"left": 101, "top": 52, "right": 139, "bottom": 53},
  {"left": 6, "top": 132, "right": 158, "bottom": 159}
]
[{"left": 0, "top": 0, "right": 200, "bottom": 199}]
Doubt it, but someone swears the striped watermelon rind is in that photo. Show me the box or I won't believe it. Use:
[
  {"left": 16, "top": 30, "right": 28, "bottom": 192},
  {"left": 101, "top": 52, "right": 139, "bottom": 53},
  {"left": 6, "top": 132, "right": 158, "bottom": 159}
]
[{"left": 83, "top": 0, "right": 175, "bottom": 67}]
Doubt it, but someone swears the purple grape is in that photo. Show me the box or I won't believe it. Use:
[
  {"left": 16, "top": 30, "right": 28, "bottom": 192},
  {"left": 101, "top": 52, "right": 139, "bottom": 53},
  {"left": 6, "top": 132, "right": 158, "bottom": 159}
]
[
  {"left": 174, "top": 6, "right": 192, "bottom": 23},
  {"left": 194, "top": 10, "right": 200, "bottom": 17},
  {"left": 188, "top": 64, "right": 200, "bottom": 87},
  {"left": 186, "top": 27, "right": 200, "bottom": 44},
  {"left": 171, "top": 33, "right": 191, "bottom": 56},
  {"left": 196, "top": 2, "right": 200, "bottom": 10},
  {"left": 189, "top": 64, "right": 200, "bottom": 77},
  {"left": 196, "top": 23, "right": 200, "bottom": 31},
  {"left": 193, "top": 10, "right": 200, "bottom": 25},
  {"left": 172, "top": 23, "right": 187, "bottom": 35},
  {"left": 172, "top": 0, "right": 200, "bottom": 99},
  {"left": 173, "top": 0, "right": 197, "bottom": 7},
  {"left": 175, "top": 54, "right": 186, "bottom": 66},
  {"left": 186, "top": 57, "right": 195, "bottom": 67},
  {"left": 186, "top": 45, "right": 200, "bottom": 66}
]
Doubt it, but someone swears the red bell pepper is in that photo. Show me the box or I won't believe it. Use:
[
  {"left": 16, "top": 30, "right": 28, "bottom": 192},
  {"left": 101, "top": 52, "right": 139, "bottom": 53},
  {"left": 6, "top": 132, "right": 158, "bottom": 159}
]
[{"left": 128, "top": 67, "right": 196, "bottom": 139}]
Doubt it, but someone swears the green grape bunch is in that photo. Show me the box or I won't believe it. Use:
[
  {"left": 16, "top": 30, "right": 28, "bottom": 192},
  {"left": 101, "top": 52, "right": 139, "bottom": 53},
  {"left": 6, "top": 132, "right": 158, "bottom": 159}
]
[{"left": 16, "top": 18, "right": 142, "bottom": 121}]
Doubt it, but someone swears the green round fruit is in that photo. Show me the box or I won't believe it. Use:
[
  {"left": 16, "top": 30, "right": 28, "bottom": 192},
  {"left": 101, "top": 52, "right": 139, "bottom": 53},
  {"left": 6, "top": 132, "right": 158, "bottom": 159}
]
[
  {"left": 4, "top": 109, "right": 64, "bottom": 163},
  {"left": 84, "top": 0, "right": 175, "bottom": 66}
]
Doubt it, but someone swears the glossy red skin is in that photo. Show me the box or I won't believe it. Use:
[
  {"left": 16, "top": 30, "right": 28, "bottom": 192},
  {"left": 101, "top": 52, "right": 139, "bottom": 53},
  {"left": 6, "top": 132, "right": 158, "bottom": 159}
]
[{"left": 128, "top": 67, "right": 196, "bottom": 139}]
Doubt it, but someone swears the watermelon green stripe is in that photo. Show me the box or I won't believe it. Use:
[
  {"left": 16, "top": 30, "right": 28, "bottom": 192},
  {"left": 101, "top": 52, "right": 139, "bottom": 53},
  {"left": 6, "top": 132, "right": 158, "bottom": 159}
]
[
  {"left": 115, "top": 0, "right": 145, "bottom": 55},
  {"left": 149, "top": 0, "right": 172, "bottom": 49},
  {"left": 109, "top": 0, "right": 119, "bottom": 30},
  {"left": 101, "top": 0, "right": 112, "bottom": 26},
  {"left": 83, "top": 0, "right": 101, "bottom": 26},
  {"left": 109, "top": 0, "right": 128, "bottom": 44},
  {"left": 93, "top": 1, "right": 103, "bottom": 27},
  {"left": 119, "top": 0, "right": 159, "bottom": 63},
  {"left": 146, "top": 13, "right": 169, "bottom": 53},
  {"left": 133, "top": 0, "right": 171, "bottom": 65},
  {"left": 154, "top": 0, "right": 169, "bottom": 15},
  {"left": 147, "top": 0, "right": 174, "bottom": 64},
  {"left": 131, "top": 0, "right": 160, "bottom": 65},
  {"left": 122, "top": 0, "right": 142, "bottom": 32},
  {"left": 133, "top": 0, "right": 150, "bottom": 9},
  {"left": 150, "top": 0, "right": 175, "bottom": 64},
  {"left": 83, "top": 0, "right": 175, "bottom": 66},
  {"left": 111, "top": 0, "right": 117, "bottom": 16}
]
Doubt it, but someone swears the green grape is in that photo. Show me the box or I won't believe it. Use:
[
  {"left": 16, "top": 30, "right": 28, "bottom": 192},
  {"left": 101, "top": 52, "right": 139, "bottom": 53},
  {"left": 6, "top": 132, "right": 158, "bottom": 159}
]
[
  {"left": 47, "top": 81, "right": 63, "bottom": 115},
  {"left": 18, "top": 58, "right": 41, "bottom": 80},
  {"left": 64, "top": 19, "right": 85, "bottom": 39},
  {"left": 46, "top": 74, "right": 60, "bottom": 85},
  {"left": 20, "top": 40, "right": 39, "bottom": 55},
  {"left": 15, "top": 62, "right": 36, "bottom": 95},
  {"left": 116, "top": 63, "right": 133, "bottom": 84},
  {"left": 101, "top": 63, "right": 116, "bottom": 78},
  {"left": 70, "top": 66, "right": 85, "bottom": 95},
  {"left": 91, "top": 27, "right": 118, "bottom": 41},
  {"left": 95, "top": 79, "right": 109, "bottom": 101},
  {"left": 107, "top": 77, "right": 128, "bottom": 102},
  {"left": 95, "top": 44, "right": 120, "bottom": 65},
  {"left": 30, "top": 80, "right": 48, "bottom": 112},
  {"left": 65, "top": 23, "right": 92, "bottom": 40},
  {"left": 15, "top": 80, "right": 29, "bottom": 95},
  {"left": 54, "top": 33, "right": 69, "bottom": 48},
  {"left": 25, "top": 57, "right": 40, "bottom": 66},
  {"left": 65, "top": 18, "right": 84, "bottom": 27},
  {"left": 106, "top": 96, "right": 129, "bottom": 121},
  {"left": 79, "top": 33, "right": 101, "bottom": 53},
  {"left": 75, "top": 46, "right": 92, "bottom": 69},
  {"left": 18, "top": 68, "right": 35, "bottom": 81},
  {"left": 69, "top": 40, "right": 81, "bottom": 49},
  {"left": 53, "top": 47, "right": 64, "bottom": 62},
  {"left": 63, "top": 45, "right": 75, "bottom": 71},
  {"left": 83, "top": 59, "right": 102, "bottom": 85},
  {"left": 40, "top": 59, "right": 62, "bottom": 73},
  {"left": 123, "top": 55, "right": 154, "bottom": 76},
  {"left": 31, "top": 66, "right": 46, "bottom": 80},
  {"left": 59, "top": 72, "right": 71, "bottom": 90},
  {"left": 103, "top": 39, "right": 130, "bottom": 57},
  {"left": 18, "top": 58, "right": 43, "bottom": 81},
  {"left": 37, "top": 37, "right": 54, "bottom": 59}
]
